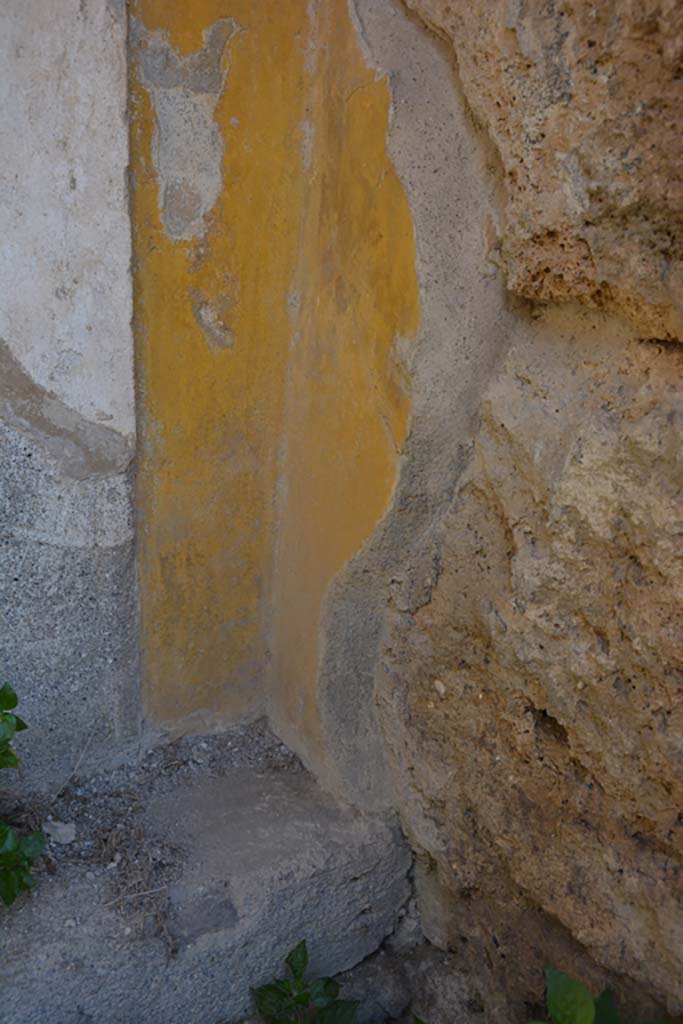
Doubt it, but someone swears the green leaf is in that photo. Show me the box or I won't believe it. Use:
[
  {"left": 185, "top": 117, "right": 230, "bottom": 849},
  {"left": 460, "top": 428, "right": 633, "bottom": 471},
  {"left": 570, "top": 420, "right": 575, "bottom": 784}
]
[
  {"left": 0, "top": 869, "right": 22, "bottom": 907},
  {"left": 594, "top": 990, "right": 619, "bottom": 1024},
  {"left": 17, "top": 867, "right": 35, "bottom": 889},
  {"left": 0, "top": 747, "right": 20, "bottom": 770},
  {"left": 253, "top": 981, "right": 295, "bottom": 1022},
  {"left": 0, "top": 826, "right": 19, "bottom": 855},
  {"left": 19, "top": 831, "right": 46, "bottom": 861},
  {"left": 315, "top": 1000, "right": 359, "bottom": 1024},
  {"left": 285, "top": 940, "right": 308, "bottom": 982},
  {"left": 546, "top": 969, "right": 595, "bottom": 1024},
  {"left": 310, "top": 978, "right": 340, "bottom": 1009},
  {"left": 12, "top": 714, "right": 28, "bottom": 732},
  {"left": 0, "top": 684, "right": 18, "bottom": 712},
  {"left": 0, "top": 717, "right": 18, "bottom": 744}
]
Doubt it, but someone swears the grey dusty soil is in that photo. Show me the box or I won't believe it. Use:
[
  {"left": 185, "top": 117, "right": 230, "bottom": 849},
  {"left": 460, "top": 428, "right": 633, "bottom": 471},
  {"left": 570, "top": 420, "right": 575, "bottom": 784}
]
[
  {"left": 0, "top": 719, "right": 413, "bottom": 1024},
  {"left": 2, "top": 718, "right": 304, "bottom": 951}
]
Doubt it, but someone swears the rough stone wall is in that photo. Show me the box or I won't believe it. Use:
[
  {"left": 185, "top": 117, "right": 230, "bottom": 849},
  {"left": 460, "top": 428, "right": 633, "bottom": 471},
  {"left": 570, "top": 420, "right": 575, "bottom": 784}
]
[
  {"left": 404, "top": 0, "right": 683, "bottom": 341},
  {"left": 0, "top": 0, "right": 137, "bottom": 784},
  {"left": 309, "top": 2, "right": 683, "bottom": 1019},
  {"left": 379, "top": 311, "right": 683, "bottom": 1020}
]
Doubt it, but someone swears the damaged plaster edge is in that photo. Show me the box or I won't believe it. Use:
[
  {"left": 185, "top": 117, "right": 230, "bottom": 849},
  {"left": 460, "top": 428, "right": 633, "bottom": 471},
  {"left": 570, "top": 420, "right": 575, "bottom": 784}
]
[
  {"left": 309, "top": 0, "right": 514, "bottom": 812},
  {"left": 129, "top": 13, "right": 242, "bottom": 99},
  {"left": 265, "top": 0, "right": 419, "bottom": 801},
  {"left": 0, "top": 337, "right": 134, "bottom": 480},
  {"left": 346, "top": 0, "right": 381, "bottom": 73},
  {"left": 130, "top": 14, "right": 242, "bottom": 243}
]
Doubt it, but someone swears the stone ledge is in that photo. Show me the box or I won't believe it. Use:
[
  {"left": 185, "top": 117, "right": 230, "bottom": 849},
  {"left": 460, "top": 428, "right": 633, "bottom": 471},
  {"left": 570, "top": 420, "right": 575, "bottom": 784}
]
[{"left": 0, "top": 726, "right": 412, "bottom": 1024}]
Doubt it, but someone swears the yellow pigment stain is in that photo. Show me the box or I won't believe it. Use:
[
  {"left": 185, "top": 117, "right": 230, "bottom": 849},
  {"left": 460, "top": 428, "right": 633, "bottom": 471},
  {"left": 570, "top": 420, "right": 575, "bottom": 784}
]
[
  {"left": 130, "top": 0, "right": 419, "bottom": 744},
  {"left": 269, "top": 0, "right": 419, "bottom": 759},
  {"left": 130, "top": 0, "right": 310, "bottom": 724}
]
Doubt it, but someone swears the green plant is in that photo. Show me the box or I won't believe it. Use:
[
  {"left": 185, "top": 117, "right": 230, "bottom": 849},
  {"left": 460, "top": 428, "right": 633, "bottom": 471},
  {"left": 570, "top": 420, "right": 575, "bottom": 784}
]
[
  {"left": 530, "top": 968, "right": 670, "bottom": 1024},
  {"left": 0, "top": 682, "right": 45, "bottom": 906},
  {"left": 0, "top": 681, "right": 27, "bottom": 770},
  {"left": 253, "top": 940, "right": 359, "bottom": 1024}
]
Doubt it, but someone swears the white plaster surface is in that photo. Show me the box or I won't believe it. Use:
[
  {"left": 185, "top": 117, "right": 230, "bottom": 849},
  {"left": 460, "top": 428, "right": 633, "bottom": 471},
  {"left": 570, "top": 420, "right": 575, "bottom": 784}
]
[{"left": 0, "top": 0, "right": 134, "bottom": 438}]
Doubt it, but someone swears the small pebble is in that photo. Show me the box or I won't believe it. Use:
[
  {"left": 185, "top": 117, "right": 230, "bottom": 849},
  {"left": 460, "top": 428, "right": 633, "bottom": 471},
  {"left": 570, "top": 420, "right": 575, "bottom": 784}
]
[{"left": 43, "top": 820, "right": 76, "bottom": 845}]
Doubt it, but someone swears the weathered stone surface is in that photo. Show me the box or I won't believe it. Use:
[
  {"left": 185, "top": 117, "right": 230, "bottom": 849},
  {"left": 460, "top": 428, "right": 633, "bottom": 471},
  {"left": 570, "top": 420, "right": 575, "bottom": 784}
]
[
  {"left": 408, "top": 946, "right": 489, "bottom": 1024},
  {"left": 1, "top": 741, "right": 411, "bottom": 1024},
  {"left": 379, "top": 308, "right": 683, "bottom": 1017},
  {"left": 296, "top": 5, "right": 683, "bottom": 1018},
  {"left": 0, "top": 414, "right": 138, "bottom": 787},
  {"left": 404, "top": 0, "right": 683, "bottom": 340},
  {"left": 335, "top": 950, "right": 412, "bottom": 1024},
  {"left": 0, "top": 0, "right": 138, "bottom": 787}
]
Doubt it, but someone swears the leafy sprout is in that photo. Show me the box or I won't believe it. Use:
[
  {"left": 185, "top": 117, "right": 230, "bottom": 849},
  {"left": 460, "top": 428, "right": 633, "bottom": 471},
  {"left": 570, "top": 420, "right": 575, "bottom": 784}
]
[
  {"left": 529, "top": 968, "right": 670, "bottom": 1024},
  {"left": 253, "top": 940, "right": 359, "bottom": 1024},
  {"left": 0, "top": 683, "right": 45, "bottom": 907}
]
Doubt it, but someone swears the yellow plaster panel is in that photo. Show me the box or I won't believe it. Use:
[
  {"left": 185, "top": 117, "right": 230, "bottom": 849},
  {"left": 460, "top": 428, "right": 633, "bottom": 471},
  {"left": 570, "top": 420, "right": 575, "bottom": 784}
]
[
  {"left": 131, "top": 0, "right": 418, "bottom": 742},
  {"left": 269, "top": 1, "right": 420, "bottom": 759},
  {"left": 130, "top": 0, "right": 309, "bottom": 724}
]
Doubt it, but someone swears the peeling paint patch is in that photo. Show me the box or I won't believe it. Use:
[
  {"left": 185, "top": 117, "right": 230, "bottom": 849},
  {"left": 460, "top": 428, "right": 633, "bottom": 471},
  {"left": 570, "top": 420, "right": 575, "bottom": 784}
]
[
  {"left": 131, "top": 16, "right": 240, "bottom": 240},
  {"left": 191, "top": 289, "right": 235, "bottom": 350},
  {"left": 0, "top": 338, "right": 133, "bottom": 480}
]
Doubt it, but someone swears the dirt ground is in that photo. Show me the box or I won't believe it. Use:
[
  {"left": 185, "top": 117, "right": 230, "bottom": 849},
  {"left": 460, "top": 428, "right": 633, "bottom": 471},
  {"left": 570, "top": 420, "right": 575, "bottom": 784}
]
[{"left": 1, "top": 718, "right": 303, "bottom": 951}]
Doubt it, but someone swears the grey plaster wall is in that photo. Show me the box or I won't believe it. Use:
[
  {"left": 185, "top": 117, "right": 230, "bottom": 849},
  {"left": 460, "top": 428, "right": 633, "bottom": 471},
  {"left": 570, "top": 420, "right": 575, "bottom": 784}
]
[
  {"left": 0, "top": 0, "right": 138, "bottom": 786},
  {"left": 309, "top": 0, "right": 514, "bottom": 808}
]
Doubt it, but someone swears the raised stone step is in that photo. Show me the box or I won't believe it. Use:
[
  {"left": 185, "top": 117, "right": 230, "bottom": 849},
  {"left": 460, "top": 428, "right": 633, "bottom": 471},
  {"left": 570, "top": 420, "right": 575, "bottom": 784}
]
[{"left": 0, "top": 725, "right": 412, "bottom": 1024}]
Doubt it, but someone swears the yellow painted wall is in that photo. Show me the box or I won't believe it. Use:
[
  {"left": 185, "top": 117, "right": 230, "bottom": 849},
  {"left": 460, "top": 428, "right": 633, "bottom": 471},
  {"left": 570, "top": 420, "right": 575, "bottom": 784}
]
[
  {"left": 130, "top": 0, "right": 418, "bottom": 745},
  {"left": 130, "top": 0, "right": 309, "bottom": 725},
  {"left": 269, "top": 1, "right": 420, "bottom": 758}
]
